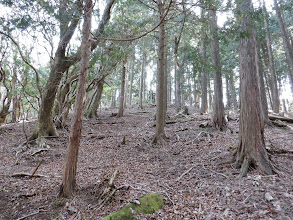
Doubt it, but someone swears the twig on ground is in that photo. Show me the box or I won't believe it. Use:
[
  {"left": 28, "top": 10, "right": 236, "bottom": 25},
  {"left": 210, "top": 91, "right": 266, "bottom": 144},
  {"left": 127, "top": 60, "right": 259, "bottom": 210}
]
[
  {"left": 30, "top": 159, "right": 44, "bottom": 178},
  {"left": 176, "top": 164, "right": 199, "bottom": 182},
  {"left": 16, "top": 211, "right": 39, "bottom": 220}
]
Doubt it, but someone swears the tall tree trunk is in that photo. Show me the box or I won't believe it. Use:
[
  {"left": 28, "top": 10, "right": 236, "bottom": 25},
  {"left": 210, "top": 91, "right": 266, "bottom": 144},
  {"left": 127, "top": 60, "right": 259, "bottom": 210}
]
[
  {"left": 225, "top": 74, "right": 231, "bottom": 110},
  {"left": 117, "top": 57, "right": 127, "bottom": 117},
  {"left": 128, "top": 54, "right": 135, "bottom": 107},
  {"left": 111, "top": 90, "right": 116, "bottom": 107},
  {"left": 263, "top": 4, "right": 280, "bottom": 113},
  {"left": 59, "top": 0, "right": 92, "bottom": 197},
  {"left": 174, "top": 49, "right": 181, "bottom": 111},
  {"left": 208, "top": 75, "right": 213, "bottom": 112},
  {"left": 139, "top": 46, "right": 146, "bottom": 109},
  {"left": 86, "top": 80, "right": 104, "bottom": 118},
  {"left": 11, "top": 67, "right": 21, "bottom": 122},
  {"left": 200, "top": 7, "right": 208, "bottom": 114},
  {"left": 209, "top": 8, "right": 226, "bottom": 130},
  {"left": 229, "top": 73, "right": 238, "bottom": 110},
  {"left": 258, "top": 49, "right": 269, "bottom": 122},
  {"left": 153, "top": 0, "right": 167, "bottom": 144},
  {"left": 273, "top": 0, "right": 293, "bottom": 95},
  {"left": 29, "top": 0, "right": 115, "bottom": 140},
  {"left": 235, "top": 0, "right": 274, "bottom": 176},
  {"left": 124, "top": 64, "right": 128, "bottom": 108}
]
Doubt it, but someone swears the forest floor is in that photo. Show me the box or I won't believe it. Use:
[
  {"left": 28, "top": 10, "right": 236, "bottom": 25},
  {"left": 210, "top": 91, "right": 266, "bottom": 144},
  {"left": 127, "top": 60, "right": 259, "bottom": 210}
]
[{"left": 0, "top": 105, "right": 293, "bottom": 220}]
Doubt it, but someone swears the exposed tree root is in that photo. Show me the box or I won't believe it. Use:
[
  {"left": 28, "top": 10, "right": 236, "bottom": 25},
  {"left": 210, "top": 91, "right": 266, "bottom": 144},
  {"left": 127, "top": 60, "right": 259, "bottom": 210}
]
[{"left": 151, "top": 133, "right": 167, "bottom": 146}]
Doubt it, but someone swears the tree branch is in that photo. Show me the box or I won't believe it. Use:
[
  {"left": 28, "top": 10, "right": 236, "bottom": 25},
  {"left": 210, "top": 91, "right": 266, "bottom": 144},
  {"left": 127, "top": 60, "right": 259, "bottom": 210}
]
[
  {"left": 91, "top": 0, "right": 173, "bottom": 42},
  {"left": 0, "top": 31, "right": 42, "bottom": 96}
]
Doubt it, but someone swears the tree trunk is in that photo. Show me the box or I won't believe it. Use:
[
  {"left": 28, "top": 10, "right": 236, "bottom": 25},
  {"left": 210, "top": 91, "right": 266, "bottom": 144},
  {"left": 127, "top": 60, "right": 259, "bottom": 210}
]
[
  {"left": 263, "top": 4, "right": 280, "bottom": 113},
  {"left": 225, "top": 74, "right": 231, "bottom": 110},
  {"left": 11, "top": 68, "right": 21, "bottom": 123},
  {"left": 273, "top": 0, "right": 293, "bottom": 96},
  {"left": 117, "top": 57, "right": 127, "bottom": 117},
  {"left": 209, "top": 8, "right": 226, "bottom": 130},
  {"left": 124, "top": 65, "right": 128, "bottom": 108},
  {"left": 200, "top": 7, "right": 208, "bottom": 114},
  {"left": 258, "top": 49, "right": 269, "bottom": 122},
  {"left": 229, "top": 75, "right": 238, "bottom": 110},
  {"left": 128, "top": 54, "right": 135, "bottom": 107},
  {"left": 86, "top": 80, "right": 104, "bottom": 118},
  {"left": 152, "top": 0, "right": 167, "bottom": 144},
  {"left": 139, "top": 45, "right": 146, "bottom": 109},
  {"left": 174, "top": 48, "right": 181, "bottom": 111},
  {"left": 235, "top": 0, "right": 274, "bottom": 177},
  {"left": 59, "top": 0, "right": 92, "bottom": 197}
]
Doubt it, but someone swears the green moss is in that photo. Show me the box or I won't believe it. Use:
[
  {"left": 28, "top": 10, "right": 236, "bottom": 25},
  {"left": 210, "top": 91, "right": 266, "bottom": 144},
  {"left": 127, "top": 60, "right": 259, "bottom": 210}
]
[{"left": 103, "top": 193, "right": 164, "bottom": 220}]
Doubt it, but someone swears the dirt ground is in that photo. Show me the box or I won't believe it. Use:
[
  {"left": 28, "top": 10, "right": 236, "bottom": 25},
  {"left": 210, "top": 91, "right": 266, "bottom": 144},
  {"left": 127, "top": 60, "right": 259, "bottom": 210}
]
[{"left": 0, "top": 105, "right": 292, "bottom": 220}]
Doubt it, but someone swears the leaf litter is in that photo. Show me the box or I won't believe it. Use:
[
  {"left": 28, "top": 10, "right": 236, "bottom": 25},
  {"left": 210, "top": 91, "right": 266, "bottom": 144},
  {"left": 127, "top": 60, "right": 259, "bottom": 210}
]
[{"left": 0, "top": 105, "right": 292, "bottom": 219}]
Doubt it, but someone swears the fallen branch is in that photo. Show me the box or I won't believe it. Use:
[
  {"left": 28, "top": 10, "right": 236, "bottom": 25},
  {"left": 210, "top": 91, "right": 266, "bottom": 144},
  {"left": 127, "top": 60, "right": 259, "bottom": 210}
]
[
  {"left": 176, "top": 165, "right": 199, "bottom": 182},
  {"left": 16, "top": 211, "right": 39, "bottom": 220},
  {"left": 31, "top": 148, "right": 48, "bottom": 156},
  {"left": 268, "top": 114, "right": 293, "bottom": 123},
  {"left": 12, "top": 173, "right": 47, "bottom": 178},
  {"left": 30, "top": 159, "right": 44, "bottom": 178}
]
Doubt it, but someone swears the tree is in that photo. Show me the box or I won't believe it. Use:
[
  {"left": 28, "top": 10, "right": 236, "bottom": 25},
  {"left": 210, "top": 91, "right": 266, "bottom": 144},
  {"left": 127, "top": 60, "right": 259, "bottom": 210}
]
[
  {"left": 263, "top": 3, "right": 280, "bottom": 113},
  {"left": 273, "top": 0, "right": 293, "bottom": 96},
  {"left": 200, "top": 5, "right": 208, "bottom": 114},
  {"left": 152, "top": 0, "right": 169, "bottom": 144},
  {"left": 117, "top": 57, "right": 127, "bottom": 117},
  {"left": 29, "top": 0, "right": 115, "bottom": 140},
  {"left": 139, "top": 40, "right": 146, "bottom": 109},
  {"left": 59, "top": 0, "right": 92, "bottom": 197},
  {"left": 208, "top": 4, "right": 226, "bottom": 130},
  {"left": 235, "top": 0, "right": 275, "bottom": 176}
]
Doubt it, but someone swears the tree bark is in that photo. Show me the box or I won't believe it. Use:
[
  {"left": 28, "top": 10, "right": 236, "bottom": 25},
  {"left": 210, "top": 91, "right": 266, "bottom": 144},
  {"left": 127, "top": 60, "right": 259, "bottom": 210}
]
[
  {"left": 128, "top": 55, "right": 135, "bottom": 106},
  {"left": 209, "top": 8, "right": 226, "bottom": 130},
  {"left": 235, "top": 0, "right": 274, "bottom": 176},
  {"left": 86, "top": 80, "right": 104, "bottom": 118},
  {"left": 263, "top": 4, "right": 280, "bottom": 113},
  {"left": 117, "top": 57, "right": 127, "bottom": 117},
  {"left": 229, "top": 75, "right": 238, "bottom": 110},
  {"left": 257, "top": 47, "right": 269, "bottom": 122},
  {"left": 59, "top": 0, "right": 92, "bottom": 197},
  {"left": 139, "top": 43, "right": 146, "bottom": 109},
  {"left": 200, "top": 7, "right": 208, "bottom": 114},
  {"left": 11, "top": 67, "right": 21, "bottom": 123},
  {"left": 153, "top": 0, "right": 167, "bottom": 144},
  {"left": 225, "top": 74, "right": 231, "bottom": 110}
]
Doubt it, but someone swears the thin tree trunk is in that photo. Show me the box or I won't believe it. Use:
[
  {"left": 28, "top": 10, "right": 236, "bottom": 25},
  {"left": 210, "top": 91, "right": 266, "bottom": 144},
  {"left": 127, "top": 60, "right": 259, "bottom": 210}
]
[
  {"left": 235, "top": 0, "right": 274, "bottom": 176},
  {"left": 209, "top": 8, "right": 226, "bottom": 130},
  {"left": 258, "top": 49, "right": 269, "bottom": 122},
  {"left": 117, "top": 57, "right": 127, "bottom": 117},
  {"left": 225, "top": 74, "right": 231, "bottom": 110},
  {"left": 124, "top": 64, "right": 128, "bottom": 108},
  {"left": 200, "top": 7, "right": 208, "bottom": 114},
  {"left": 139, "top": 45, "right": 146, "bottom": 109},
  {"left": 229, "top": 74, "right": 238, "bottom": 110},
  {"left": 86, "top": 80, "right": 104, "bottom": 118},
  {"left": 59, "top": 0, "right": 92, "bottom": 197},
  {"left": 263, "top": 3, "right": 280, "bottom": 113},
  {"left": 128, "top": 54, "right": 135, "bottom": 106},
  {"left": 208, "top": 76, "right": 213, "bottom": 112},
  {"left": 273, "top": 0, "right": 293, "bottom": 96},
  {"left": 11, "top": 67, "right": 21, "bottom": 122}
]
